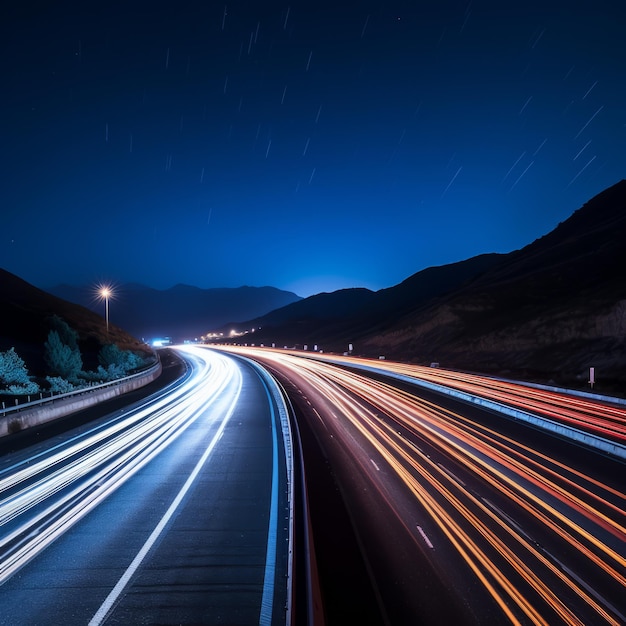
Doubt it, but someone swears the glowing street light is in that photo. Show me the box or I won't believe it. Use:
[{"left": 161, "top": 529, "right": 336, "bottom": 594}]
[{"left": 98, "top": 286, "right": 113, "bottom": 333}]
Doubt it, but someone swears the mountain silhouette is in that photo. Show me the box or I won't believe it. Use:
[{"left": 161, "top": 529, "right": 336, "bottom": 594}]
[
  {"left": 48, "top": 283, "right": 302, "bottom": 341},
  {"left": 5, "top": 180, "right": 626, "bottom": 391},
  {"left": 212, "top": 180, "right": 626, "bottom": 390}
]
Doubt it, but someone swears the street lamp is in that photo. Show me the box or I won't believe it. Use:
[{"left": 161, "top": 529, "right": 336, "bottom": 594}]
[{"left": 99, "top": 286, "right": 112, "bottom": 333}]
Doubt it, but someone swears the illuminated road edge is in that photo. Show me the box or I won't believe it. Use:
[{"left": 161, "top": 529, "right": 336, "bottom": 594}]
[
  {"left": 0, "top": 346, "right": 297, "bottom": 626},
  {"left": 0, "top": 348, "right": 237, "bottom": 584},
  {"left": 229, "top": 354, "right": 295, "bottom": 626},
  {"left": 314, "top": 357, "right": 626, "bottom": 460}
]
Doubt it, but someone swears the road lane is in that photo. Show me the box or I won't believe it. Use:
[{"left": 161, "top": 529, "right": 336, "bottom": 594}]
[
  {"left": 313, "top": 354, "right": 626, "bottom": 450},
  {"left": 217, "top": 346, "right": 626, "bottom": 626},
  {"left": 239, "top": 350, "right": 491, "bottom": 624},
  {"left": 0, "top": 346, "right": 293, "bottom": 625}
]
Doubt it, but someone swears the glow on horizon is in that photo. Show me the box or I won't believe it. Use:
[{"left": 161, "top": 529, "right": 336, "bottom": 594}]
[{"left": 284, "top": 276, "right": 382, "bottom": 298}]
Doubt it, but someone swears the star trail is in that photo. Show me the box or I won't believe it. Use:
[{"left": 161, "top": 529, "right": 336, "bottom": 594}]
[{"left": 1, "top": 1, "right": 625, "bottom": 296}]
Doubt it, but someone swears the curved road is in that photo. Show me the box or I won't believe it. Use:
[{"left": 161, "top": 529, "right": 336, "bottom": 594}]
[
  {"left": 1, "top": 344, "right": 623, "bottom": 625},
  {"left": 0, "top": 346, "right": 292, "bottom": 626},
  {"left": 219, "top": 346, "right": 626, "bottom": 626}
]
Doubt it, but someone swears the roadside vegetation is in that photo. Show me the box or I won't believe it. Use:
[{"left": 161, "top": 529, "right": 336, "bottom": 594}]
[{"left": 0, "top": 315, "right": 154, "bottom": 397}]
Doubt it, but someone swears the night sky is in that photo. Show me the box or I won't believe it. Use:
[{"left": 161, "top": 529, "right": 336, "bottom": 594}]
[{"left": 2, "top": 2, "right": 625, "bottom": 297}]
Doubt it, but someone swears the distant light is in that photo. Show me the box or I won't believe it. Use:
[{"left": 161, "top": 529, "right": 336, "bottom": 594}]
[{"left": 151, "top": 337, "right": 172, "bottom": 347}]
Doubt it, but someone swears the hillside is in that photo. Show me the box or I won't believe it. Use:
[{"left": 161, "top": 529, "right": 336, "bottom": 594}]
[
  {"left": 214, "top": 254, "right": 503, "bottom": 350},
  {"left": 0, "top": 269, "right": 150, "bottom": 376},
  {"left": 213, "top": 181, "right": 626, "bottom": 390},
  {"left": 364, "top": 180, "right": 626, "bottom": 387}
]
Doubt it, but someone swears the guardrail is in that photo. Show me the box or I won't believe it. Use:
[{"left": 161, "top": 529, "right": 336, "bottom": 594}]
[
  {"left": 1, "top": 361, "right": 161, "bottom": 416},
  {"left": 229, "top": 353, "right": 322, "bottom": 626},
  {"left": 234, "top": 355, "right": 295, "bottom": 626},
  {"left": 487, "top": 375, "right": 626, "bottom": 406},
  {"left": 345, "top": 362, "right": 626, "bottom": 461},
  {"left": 0, "top": 359, "right": 162, "bottom": 437}
]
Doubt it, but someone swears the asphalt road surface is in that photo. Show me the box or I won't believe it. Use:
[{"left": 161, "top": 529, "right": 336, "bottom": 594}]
[
  {"left": 218, "top": 346, "right": 626, "bottom": 626},
  {"left": 2, "top": 344, "right": 624, "bottom": 625},
  {"left": 0, "top": 346, "right": 292, "bottom": 626}
]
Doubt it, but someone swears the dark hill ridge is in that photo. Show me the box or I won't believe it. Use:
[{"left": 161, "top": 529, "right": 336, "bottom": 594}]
[
  {"left": 215, "top": 180, "right": 626, "bottom": 389},
  {"left": 49, "top": 283, "right": 302, "bottom": 340},
  {"left": 367, "top": 179, "right": 626, "bottom": 385},
  {"left": 0, "top": 269, "right": 150, "bottom": 376},
  {"left": 214, "top": 254, "right": 503, "bottom": 349},
  {"left": 362, "top": 180, "right": 626, "bottom": 387},
  {"left": 249, "top": 288, "right": 378, "bottom": 326},
  {"left": 458, "top": 179, "right": 626, "bottom": 295}
]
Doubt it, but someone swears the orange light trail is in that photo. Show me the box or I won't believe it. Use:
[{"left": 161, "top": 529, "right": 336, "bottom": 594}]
[
  {"left": 216, "top": 346, "right": 626, "bottom": 625},
  {"left": 326, "top": 355, "right": 626, "bottom": 444}
]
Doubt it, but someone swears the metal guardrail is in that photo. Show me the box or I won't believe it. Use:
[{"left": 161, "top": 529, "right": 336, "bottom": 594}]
[
  {"left": 234, "top": 355, "right": 295, "bottom": 626},
  {"left": 344, "top": 362, "right": 626, "bottom": 461},
  {"left": 487, "top": 375, "right": 626, "bottom": 406},
  {"left": 215, "top": 349, "right": 320, "bottom": 626},
  {"left": 0, "top": 361, "right": 161, "bottom": 417}
]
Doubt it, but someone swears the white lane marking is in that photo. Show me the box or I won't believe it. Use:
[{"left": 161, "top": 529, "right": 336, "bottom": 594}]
[
  {"left": 416, "top": 525, "right": 434, "bottom": 549},
  {"left": 258, "top": 373, "right": 279, "bottom": 626},
  {"left": 482, "top": 498, "right": 531, "bottom": 542},
  {"left": 370, "top": 459, "right": 380, "bottom": 471},
  {"left": 88, "top": 371, "right": 242, "bottom": 626},
  {"left": 437, "top": 463, "right": 467, "bottom": 487}
]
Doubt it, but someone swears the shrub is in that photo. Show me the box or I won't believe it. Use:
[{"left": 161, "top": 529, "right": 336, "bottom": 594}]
[
  {"left": 46, "top": 376, "right": 76, "bottom": 394},
  {"left": 0, "top": 347, "right": 39, "bottom": 395},
  {"left": 7, "top": 381, "right": 40, "bottom": 395},
  {"left": 103, "top": 363, "right": 127, "bottom": 380},
  {"left": 79, "top": 369, "right": 107, "bottom": 383},
  {"left": 98, "top": 344, "right": 149, "bottom": 376},
  {"left": 45, "top": 330, "right": 83, "bottom": 381}
]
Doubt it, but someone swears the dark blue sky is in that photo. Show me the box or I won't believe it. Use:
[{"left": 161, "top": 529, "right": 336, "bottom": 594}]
[{"left": 2, "top": 1, "right": 625, "bottom": 297}]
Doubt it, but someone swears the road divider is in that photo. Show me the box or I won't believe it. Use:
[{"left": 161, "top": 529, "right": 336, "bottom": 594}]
[
  {"left": 340, "top": 361, "right": 626, "bottom": 461},
  {"left": 0, "top": 361, "right": 162, "bottom": 438}
]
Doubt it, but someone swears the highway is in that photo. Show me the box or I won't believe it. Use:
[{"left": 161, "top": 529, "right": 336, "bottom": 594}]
[
  {"left": 0, "top": 346, "right": 293, "bottom": 625},
  {"left": 217, "top": 346, "right": 626, "bottom": 626},
  {"left": 319, "top": 354, "right": 626, "bottom": 449}
]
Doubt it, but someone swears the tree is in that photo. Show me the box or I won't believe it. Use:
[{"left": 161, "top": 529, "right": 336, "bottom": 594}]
[
  {"left": 44, "top": 317, "right": 83, "bottom": 382},
  {"left": 0, "top": 348, "right": 39, "bottom": 395},
  {"left": 98, "top": 344, "right": 147, "bottom": 378},
  {"left": 49, "top": 315, "right": 79, "bottom": 351},
  {"left": 98, "top": 343, "right": 125, "bottom": 370},
  {"left": 45, "top": 330, "right": 82, "bottom": 381}
]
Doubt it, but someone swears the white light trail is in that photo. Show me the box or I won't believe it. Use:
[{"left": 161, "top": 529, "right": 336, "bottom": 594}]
[
  {"left": 0, "top": 348, "right": 242, "bottom": 585},
  {"left": 89, "top": 357, "right": 242, "bottom": 625}
]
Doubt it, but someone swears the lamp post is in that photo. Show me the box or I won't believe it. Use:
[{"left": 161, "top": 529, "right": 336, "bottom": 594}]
[{"left": 100, "top": 287, "right": 111, "bottom": 333}]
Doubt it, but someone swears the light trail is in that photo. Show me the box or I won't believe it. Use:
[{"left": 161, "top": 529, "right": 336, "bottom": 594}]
[
  {"left": 218, "top": 346, "right": 626, "bottom": 625},
  {"left": 88, "top": 357, "right": 242, "bottom": 626},
  {"left": 333, "top": 355, "right": 626, "bottom": 445},
  {"left": 0, "top": 347, "right": 242, "bottom": 585}
]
